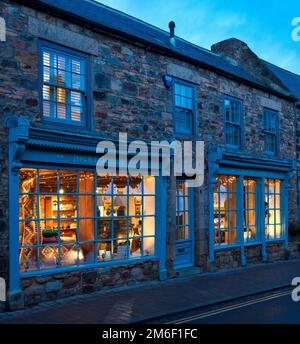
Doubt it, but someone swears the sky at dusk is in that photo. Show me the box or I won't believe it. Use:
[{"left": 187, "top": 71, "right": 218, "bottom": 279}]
[{"left": 96, "top": 0, "right": 300, "bottom": 74}]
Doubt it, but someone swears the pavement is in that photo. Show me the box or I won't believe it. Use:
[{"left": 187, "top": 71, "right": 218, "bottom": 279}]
[{"left": 0, "top": 259, "right": 300, "bottom": 324}]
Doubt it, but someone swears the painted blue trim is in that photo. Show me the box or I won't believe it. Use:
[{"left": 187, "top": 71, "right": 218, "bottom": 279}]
[
  {"left": 9, "top": 166, "right": 20, "bottom": 292},
  {"left": 263, "top": 107, "right": 279, "bottom": 157},
  {"left": 157, "top": 176, "right": 167, "bottom": 280},
  {"left": 172, "top": 78, "right": 198, "bottom": 138},
  {"left": 208, "top": 181, "right": 216, "bottom": 262},
  {"left": 208, "top": 146, "right": 291, "bottom": 261},
  {"left": 281, "top": 180, "right": 289, "bottom": 249},
  {"left": 223, "top": 94, "right": 244, "bottom": 149},
  {"left": 38, "top": 39, "right": 93, "bottom": 130},
  {"left": 237, "top": 176, "right": 246, "bottom": 265}
]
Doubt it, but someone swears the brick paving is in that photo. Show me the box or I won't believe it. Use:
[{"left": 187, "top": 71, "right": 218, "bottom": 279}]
[{"left": 0, "top": 259, "right": 299, "bottom": 324}]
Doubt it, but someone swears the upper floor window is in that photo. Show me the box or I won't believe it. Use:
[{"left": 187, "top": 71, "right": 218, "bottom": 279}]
[
  {"left": 40, "top": 42, "right": 88, "bottom": 126},
  {"left": 224, "top": 97, "right": 242, "bottom": 147},
  {"left": 173, "top": 82, "right": 195, "bottom": 135},
  {"left": 263, "top": 108, "right": 278, "bottom": 154}
]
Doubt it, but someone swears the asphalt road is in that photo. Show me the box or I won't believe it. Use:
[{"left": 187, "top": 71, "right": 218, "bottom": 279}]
[{"left": 149, "top": 287, "right": 300, "bottom": 324}]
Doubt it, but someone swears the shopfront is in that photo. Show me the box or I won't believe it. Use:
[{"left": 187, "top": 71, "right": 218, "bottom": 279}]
[
  {"left": 7, "top": 116, "right": 168, "bottom": 297},
  {"left": 208, "top": 148, "right": 293, "bottom": 266},
  {"left": 19, "top": 169, "right": 156, "bottom": 273}
]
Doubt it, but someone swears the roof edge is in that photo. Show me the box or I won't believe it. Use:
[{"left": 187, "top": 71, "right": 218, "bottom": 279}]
[{"left": 12, "top": 0, "right": 298, "bottom": 102}]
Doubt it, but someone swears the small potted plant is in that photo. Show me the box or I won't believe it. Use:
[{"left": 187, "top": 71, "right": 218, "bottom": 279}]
[{"left": 42, "top": 229, "right": 59, "bottom": 244}]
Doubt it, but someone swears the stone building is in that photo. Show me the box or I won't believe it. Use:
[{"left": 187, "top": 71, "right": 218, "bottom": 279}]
[{"left": 0, "top": 0, "right": 300, "bottom": 310}]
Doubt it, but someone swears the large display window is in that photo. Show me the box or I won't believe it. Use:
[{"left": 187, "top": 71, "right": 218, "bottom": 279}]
[
  {"left": 213, "top": 175, "right": 283, "bottom": 248},
  {"left": 19, "top": 168, "right": 156, "bottom": 273}
]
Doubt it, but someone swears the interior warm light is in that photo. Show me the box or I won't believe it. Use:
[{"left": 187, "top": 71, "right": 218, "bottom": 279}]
[{"left": 59, "top": 189, "right": 65, "bottom": 194}]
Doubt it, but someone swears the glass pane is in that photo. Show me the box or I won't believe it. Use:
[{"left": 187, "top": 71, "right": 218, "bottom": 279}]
[
  {"left": 143, "top": 216, "right": 155, "bottom": 236},
  {"left": 98, "top": 218, "right": 112, "bottom": 240},
  {"left": 40, "top": 220, "right": 58, "bottom": 245},
  {"left": 129, "top": 175, "right": 142, "bottom": 194},
  {"left": 40, "top": 169, "right": 58, "bottom": 193},
  {"left": 113, "top": 176, "right": 128, "bottom": 194},
  {"left": 143, "top": 196, "right": 155, "bottom": 216},
  {"left": 80, "top": 243, "right": 95, "bottom": 264},
  {"left": 78, "top": 196, "right": 94, "bottom": 218},
  {"left": 79, "top": 218, "right": 95, "bottom": 242},
  {"left": 114, "top": 240, "right": 129, "bottom": 260},
  {"left": 40, "top": 245, "right": 58, "bottom": 270},
  {"left": 129, "top": 196, "right": 141, "bottom": 216},
  {"left": 60, "top": 219, "right": 77, "bottom": 243},
  {"left": 19, "top": 195, "right": 38, "bottom": 220},
  {"left": 19, "top": 220, "right": 38, "bottom": 246},
  {"left": 97, "top": 175, "right": 112, "bottom": 194},
  {"left": 98, "top": 242, "right": 113, "bottom": 262},
  {"left": 19, "top": 168, "right": 37, "bottom": 193},
  {"left": 130, "top": 237, "right": 142, "bottom": 257},
  {"left": 114, "top": 219, "right": 127, "bottom": 239},
  {"left": 60, "top": 244, "right": 78, "bottom": 267},
  {"left": 113, "top": 195, "right": 127, "bottom": 216},
  {"left": 20, "top": 248, "right": 38, "bottom": 272},
  {"left": 143, "top": 237, "right": 155, "bottom": 256},
  {"left": 97, "top": 195, "right": 112, "bottom": 217}
]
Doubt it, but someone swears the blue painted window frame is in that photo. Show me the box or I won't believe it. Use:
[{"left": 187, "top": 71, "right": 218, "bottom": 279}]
[
  {"left": 263, "top": 108, "right": 279, "bottom": 155},
  {"left": 224, "top": 95, "right": 243, "bottom": 149},
  {"left": 172, "top": 79, "right": 197, "bottom": 137},
  {"left": 38, "top": 40, "right": 92, "bottom": 129},
  {"left": 213, "top": 174, "right": 285, "bottom": 250},
  {"left": 18, "top": 167, "right": 157, "bottom": 276}
]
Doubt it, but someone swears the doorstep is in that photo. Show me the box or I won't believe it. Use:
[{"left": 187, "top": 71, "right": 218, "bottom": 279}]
[{"left": 174, "top": 266, "right": 202, "bottom": 278}]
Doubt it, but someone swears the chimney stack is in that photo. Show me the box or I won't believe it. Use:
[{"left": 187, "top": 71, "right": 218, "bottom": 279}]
[{"left": 169, "top": 21, "right": 176, "bottom": 47}]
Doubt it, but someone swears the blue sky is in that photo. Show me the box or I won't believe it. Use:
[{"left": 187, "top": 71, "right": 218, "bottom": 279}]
[{"left": 96, "top": 0, "right": 300, "bottom": 74}]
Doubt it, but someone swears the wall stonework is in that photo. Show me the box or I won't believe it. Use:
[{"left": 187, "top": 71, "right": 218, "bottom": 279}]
[
  {"left": 0, "top": 0, "right": 299, "bottom": 310},
  {"left": 19, "top": 260, "right": 159, "bottom": 308}
]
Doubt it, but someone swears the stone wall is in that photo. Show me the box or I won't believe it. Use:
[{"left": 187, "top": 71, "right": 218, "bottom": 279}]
[
  {"left": 19, "top": 260, "right": 159, "bottom": 308},
  {"left": 215, "top": 243, "right": 290, "bottom": 271},
  {"left": 215, "top": 249, "right": 242, "bottom": 270},
  {"left": 0, "top": 0, "right": 299, "bottom": 309}
]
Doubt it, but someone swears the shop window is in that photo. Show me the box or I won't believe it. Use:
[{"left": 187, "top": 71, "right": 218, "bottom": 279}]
[
  {"left": 40, "top": 42, "right": 88, "bottom": 126},
  {"left": 244, "top": 179, "right": 258, "bottom": 243},
  {"left": 265, "top": 179, "right": 282, "bottom": 240},
  {"left": 224, "top": 97, "right": 242, "bottom": 147},
  {"left": 176, "top": 181, "right": 190, "bottom": 241},
  {"left": 214, "top": 176, "right": 237, "bottom": 246},
  {"left": 19, "top": 169, "right": 156, "bottom": 273},
  {"left": 263, "top": 108, "right": 278, "bottom": 154},
  {"left": 173, "top": 82, "right": 195, "bottom": 135}
]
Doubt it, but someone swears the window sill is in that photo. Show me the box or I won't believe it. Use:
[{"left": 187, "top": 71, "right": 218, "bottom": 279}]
[{"left": 32, "top": 121, "right": 96, "bottom": 136}]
